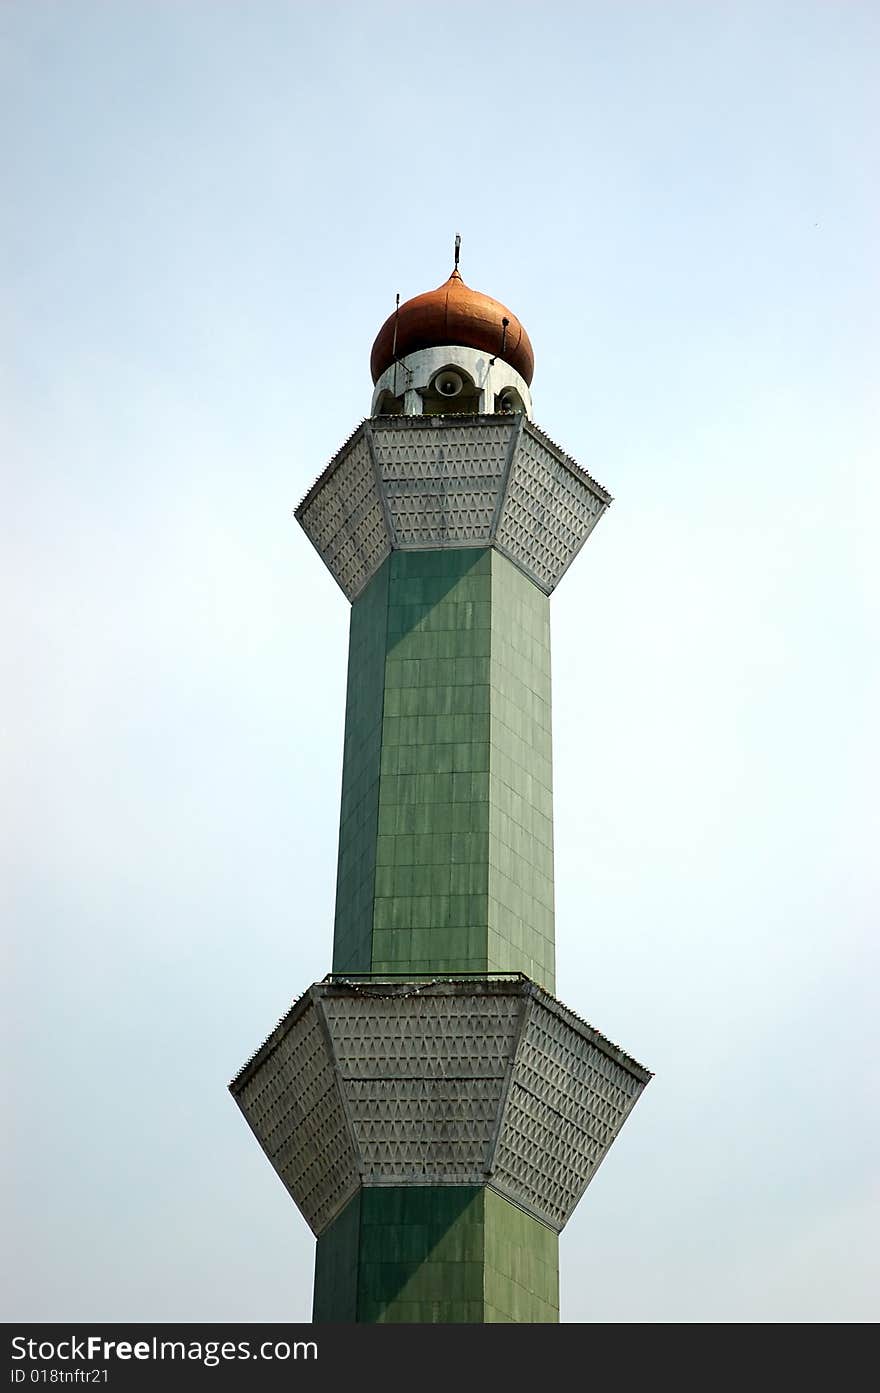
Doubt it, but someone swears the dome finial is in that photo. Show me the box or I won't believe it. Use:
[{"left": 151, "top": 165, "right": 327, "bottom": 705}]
[{"left": 454, "top": 232, "right": 461, "bottom": 271}]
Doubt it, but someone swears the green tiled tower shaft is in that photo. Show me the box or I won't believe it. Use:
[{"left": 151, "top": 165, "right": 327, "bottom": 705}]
[
  {"left": 333, "top": 547, "right": 555, "bottom": 991},
  {"left": 318, "top": 545, "right": 559, "bottom": 1323},
  {"left": 314, "top": 1188, "right": 558, "bottom": 1324}
]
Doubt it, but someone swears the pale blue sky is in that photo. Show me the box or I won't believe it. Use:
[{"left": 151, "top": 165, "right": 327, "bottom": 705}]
[{"left": 3, "top": 1, "right": 877, "bottom": 1322}]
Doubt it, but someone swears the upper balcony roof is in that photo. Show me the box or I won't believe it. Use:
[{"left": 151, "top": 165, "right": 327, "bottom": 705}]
[{"left": 295, "top": 414, "right": 612, "bottom": 602}]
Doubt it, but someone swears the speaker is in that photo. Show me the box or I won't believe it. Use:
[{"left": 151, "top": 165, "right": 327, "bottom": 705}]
[{"left": 435, "top": 370, "right": 464, "bottom": 398}]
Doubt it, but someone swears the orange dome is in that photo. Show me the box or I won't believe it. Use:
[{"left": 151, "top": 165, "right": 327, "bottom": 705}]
[{"left": 370, "top": 268, "right": 534, "bottom": 386}]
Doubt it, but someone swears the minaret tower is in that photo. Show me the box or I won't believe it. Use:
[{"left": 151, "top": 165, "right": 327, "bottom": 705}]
[{"left": 230, "top": 248, "right": 650, "bottom": 1324}]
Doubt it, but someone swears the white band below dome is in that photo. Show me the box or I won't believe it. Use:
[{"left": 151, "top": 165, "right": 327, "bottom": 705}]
[{"left": 371, "top": 345, "right": 533, "bottom": 419}]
